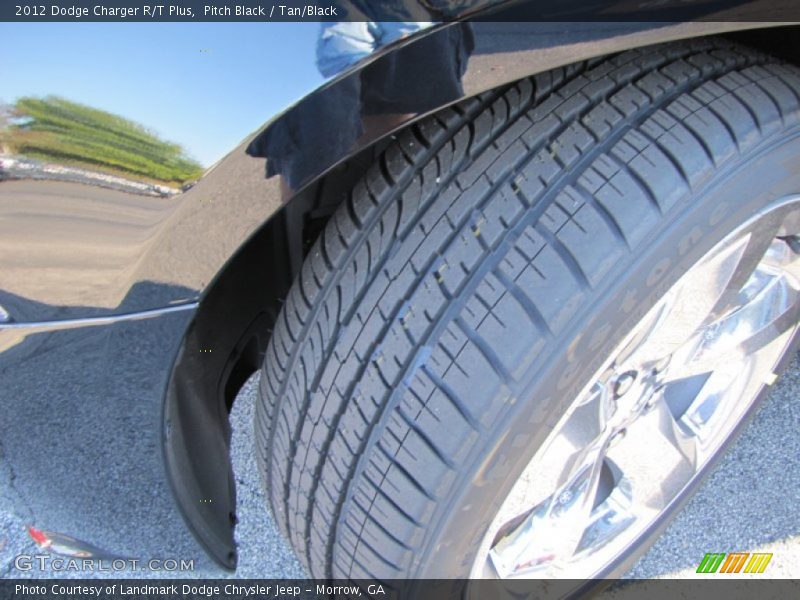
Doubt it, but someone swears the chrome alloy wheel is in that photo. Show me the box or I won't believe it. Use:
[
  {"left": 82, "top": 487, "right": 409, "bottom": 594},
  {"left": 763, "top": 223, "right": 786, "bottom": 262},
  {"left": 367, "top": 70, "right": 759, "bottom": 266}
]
[{"left": 472, "top": 198, "right": 800, "bottom": 580}]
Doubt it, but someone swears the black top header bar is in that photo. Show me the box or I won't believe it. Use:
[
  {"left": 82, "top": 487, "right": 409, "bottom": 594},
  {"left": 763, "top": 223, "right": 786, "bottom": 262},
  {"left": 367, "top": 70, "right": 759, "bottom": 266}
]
[{"left": 3, "top": 0, "right": 800, "bottom": 22}]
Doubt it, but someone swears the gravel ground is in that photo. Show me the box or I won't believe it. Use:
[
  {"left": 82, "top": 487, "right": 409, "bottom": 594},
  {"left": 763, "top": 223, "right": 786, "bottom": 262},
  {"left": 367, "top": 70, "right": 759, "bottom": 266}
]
[{"left": 4, "top": 353, "right": 798, "bottom": 580}]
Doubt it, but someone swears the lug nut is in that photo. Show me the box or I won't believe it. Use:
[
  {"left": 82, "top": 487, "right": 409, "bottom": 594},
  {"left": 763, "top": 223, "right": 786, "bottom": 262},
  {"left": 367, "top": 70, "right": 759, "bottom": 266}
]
[{"left": 614, "top": 371, "right": 637, "bottom": 397}]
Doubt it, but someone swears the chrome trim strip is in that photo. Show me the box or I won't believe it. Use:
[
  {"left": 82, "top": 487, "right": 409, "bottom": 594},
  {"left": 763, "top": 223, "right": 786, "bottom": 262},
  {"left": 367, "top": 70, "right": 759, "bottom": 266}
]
[{"left": 0, "top": 302, "right": 198, "bottom": 334}]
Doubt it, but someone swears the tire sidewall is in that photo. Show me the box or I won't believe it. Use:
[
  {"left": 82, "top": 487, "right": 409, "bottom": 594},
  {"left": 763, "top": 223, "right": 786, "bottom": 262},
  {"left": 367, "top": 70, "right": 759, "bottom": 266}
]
[{"left": 413, "top": 130, "right": 800, "bottom": 580}]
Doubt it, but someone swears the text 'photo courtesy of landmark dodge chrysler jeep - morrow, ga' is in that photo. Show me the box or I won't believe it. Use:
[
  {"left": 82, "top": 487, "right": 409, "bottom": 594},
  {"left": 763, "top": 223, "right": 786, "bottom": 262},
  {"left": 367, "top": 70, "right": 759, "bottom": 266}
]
[{"left": 2, "top": 0, "right": 800, "bottom": 591}]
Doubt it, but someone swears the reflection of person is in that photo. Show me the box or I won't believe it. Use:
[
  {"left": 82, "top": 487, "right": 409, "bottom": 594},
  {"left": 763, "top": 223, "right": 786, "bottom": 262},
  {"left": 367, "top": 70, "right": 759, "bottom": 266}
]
[
  {"left": 316, "top": 22, "right": 431, "bottom": 78},
  {"left": 247, "top": 10, "right": 474, "bottom": 197}
]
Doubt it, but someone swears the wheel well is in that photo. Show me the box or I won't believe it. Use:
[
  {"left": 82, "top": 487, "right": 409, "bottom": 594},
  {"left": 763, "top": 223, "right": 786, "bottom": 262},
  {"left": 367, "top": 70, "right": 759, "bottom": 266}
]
[
  {"left": 161, "top": 131, "right": 396, "bottom": 569},
  {"left": 727, "top": 25, "right": 800, "bottom": 65}
]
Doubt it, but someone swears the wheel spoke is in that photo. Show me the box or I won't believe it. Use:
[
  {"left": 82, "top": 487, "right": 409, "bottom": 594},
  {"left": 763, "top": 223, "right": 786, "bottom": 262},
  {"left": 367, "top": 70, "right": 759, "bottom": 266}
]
[
  {"left": 675, "top": 360, "right": 750, "bottom": 442},
  {"left": 626, "top": 234, "right": 753, "bottom": 366},
  {"left": 764, "top": 236, "right": 800, "bottom": 281},
  {"left": 703, "top": 219, "right": 785, "bottom": 319},
  {"left": 559, "top": 382, "right": 614, "bottom": 449},
  {"left": 489, "top": 430, "right": 611, "bottom": 577},
  {"left": 667, "top": 270, "right": 800, "bottom": 379},
  {"left": 607, "top": 390, "right": 697, "bottom": 514}
]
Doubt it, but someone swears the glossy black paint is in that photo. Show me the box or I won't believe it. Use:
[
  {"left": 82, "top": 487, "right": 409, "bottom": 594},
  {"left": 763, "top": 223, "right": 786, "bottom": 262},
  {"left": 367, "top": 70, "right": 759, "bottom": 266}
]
[{"left": 0, "top": 5, "right": 794, "bottom": 571}]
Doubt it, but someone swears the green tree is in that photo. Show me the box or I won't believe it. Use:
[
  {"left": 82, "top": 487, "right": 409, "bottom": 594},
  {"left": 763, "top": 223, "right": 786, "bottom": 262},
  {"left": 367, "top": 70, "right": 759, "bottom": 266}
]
[{"left": 5, "top": 96, "right": 204, "bottom": 185}]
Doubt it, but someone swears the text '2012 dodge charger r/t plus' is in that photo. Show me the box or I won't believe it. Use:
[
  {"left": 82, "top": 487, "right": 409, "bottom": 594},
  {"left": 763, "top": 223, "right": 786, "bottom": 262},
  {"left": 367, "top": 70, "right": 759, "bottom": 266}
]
[{"left": 2, "top": 1, "right": 800, "bottom": 593}]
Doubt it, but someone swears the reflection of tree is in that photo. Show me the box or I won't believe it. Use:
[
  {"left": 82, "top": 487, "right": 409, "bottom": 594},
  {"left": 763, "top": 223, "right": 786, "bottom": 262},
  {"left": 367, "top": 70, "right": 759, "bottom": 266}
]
[{"left": 2, "top": 96, "right": 203, "bottom": 185}]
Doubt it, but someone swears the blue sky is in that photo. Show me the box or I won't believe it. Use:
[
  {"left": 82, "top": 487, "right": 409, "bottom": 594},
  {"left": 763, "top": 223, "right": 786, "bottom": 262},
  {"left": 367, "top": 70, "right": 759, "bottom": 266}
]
[{"left": 1, "top": 22, "right": 324, "bottom": 165}]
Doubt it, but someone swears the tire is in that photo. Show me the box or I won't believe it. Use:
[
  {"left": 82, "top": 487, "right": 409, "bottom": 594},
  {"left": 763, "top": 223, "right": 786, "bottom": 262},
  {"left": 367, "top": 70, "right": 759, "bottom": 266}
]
[{"left": 256, "top": 37, "right": 800, "bottom": 582}]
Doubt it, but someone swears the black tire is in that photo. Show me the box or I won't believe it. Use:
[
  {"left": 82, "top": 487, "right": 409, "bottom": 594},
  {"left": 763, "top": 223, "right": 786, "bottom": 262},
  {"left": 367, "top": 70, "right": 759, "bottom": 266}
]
[{"left": 256, "top": 38, "right": 800, "bottom": 580}]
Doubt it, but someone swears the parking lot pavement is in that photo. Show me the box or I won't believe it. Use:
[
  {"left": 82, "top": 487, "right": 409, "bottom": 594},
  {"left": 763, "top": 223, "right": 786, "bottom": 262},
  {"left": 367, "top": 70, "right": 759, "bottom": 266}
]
[{"left": 3, "top": 354, "right": 798, "bottom": 580}]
